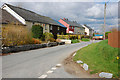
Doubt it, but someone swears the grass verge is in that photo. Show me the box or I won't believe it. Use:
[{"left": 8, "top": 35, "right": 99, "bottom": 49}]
[
  {"left": 73, "top": 39, "right": 118, "bottom": 78},
  {"left": 81, "top": 38, "right": 90, "bottom": 41},
  {"left": 71, "top": 39, "right": 80, "bottom": 43}
]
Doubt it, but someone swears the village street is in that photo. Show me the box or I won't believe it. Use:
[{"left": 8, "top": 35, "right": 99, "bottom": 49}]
[{"left": 2, "top": 40, "right": 100, "bottom": 78}]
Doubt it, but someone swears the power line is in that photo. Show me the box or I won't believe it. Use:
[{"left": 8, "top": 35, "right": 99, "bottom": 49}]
[
  {"left": 106, "top": 0, "right": 111, "bottom": 4},
  {"left": 106, "top": 7, "right": 115, "bottom": 20}
]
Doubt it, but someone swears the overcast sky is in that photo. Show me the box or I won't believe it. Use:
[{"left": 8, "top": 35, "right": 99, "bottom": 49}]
[{"left": 0, "top": 0, "right": 119, "bottom": 33}]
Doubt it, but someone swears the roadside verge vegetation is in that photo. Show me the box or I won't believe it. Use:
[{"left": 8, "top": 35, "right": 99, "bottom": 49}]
[
  {"left": 71, "top": 39, "right": 80, "bottom": 43},
  {"left": 81, "top": 38, "right": 90, "bottom": 41},
  {"left": 73, "top": 39, "right": 118, "bottom": 78},
  {"left": 2, "top": 24, "right": 33, "bottom": 46}
]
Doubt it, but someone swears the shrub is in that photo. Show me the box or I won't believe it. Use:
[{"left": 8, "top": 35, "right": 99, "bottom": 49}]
[
  {"left": 43, "top": 32, "right": 54, "bottom": 42},
  {"left": 105, "top": 31, "right": 111, "bottom": 39},
  {"left": 69, "top": 36, "right": 78, "bottom": 40},
  {"left": 81, "top": 38, "right": 90, "bottom": 41},
  {"left": 48, "top": 38, "right": 55, "bottom": 42},
  {"left": 32, "top": 38, "right": 41, "bottom": 44},
  {"left": 2, "top": 24, "right": 32, "bottom": 46},
  {"left": 32, "top": 25, "right": 43, "bottom": 39},
  {"left": 71, "top": 39, "right": 80, "bottom": 43}
]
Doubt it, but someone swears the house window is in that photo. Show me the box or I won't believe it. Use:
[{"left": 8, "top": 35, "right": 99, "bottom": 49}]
[
  {"left": 45, "top": 24, "right": 47, "bottom": 30},
  {"left": 58, "top": 27, "right": 60, "bottom": 30},
  {"left": 50, "top": 25, "right": 52, "bottom": 30}
]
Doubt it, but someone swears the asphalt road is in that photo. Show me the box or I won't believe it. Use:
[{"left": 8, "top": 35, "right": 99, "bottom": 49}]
[{"left": 2, "top": 40, "right": 101, "bottom": 78}]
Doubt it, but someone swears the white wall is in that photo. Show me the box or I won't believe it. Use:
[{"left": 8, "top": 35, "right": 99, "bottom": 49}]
[{"left": 82, "top": 25, "right": 89, "bottom": 36}]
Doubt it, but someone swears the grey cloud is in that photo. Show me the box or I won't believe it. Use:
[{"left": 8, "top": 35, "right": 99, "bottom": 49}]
[{"left": 0, "top": 2, "right": 118, "bottom": 32}]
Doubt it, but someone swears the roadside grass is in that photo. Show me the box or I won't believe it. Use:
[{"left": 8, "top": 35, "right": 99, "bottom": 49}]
[
  {"left": 81, "top": 38, "right": 90, "bottom": 41},
  {"left": 73, "top": 39, "right": 118, "bottom": 78}
]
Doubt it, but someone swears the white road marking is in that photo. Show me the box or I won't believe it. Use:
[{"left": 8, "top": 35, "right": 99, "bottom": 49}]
[
  {"left": 38, "top": 75, "right": 47, "bottom": 78},
  {"left": 51, "top": 67, "right": 57, "bottom": 70},
  {"left": 46, "top": 70, "right": 53, "bottom": 74},
  {"left": 56, "top": 64, "right": 62, "bottom": 67},
  {"left": 73, "top": 52, "right": 76, "bottom": 56}
]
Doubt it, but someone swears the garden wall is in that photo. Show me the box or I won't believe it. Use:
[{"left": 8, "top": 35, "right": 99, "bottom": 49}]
[{"left": 108, "top": 31, "right": 120, "bottom": 48}]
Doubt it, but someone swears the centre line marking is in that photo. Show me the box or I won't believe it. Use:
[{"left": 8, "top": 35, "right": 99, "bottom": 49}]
[
  {"left": 51, "top": 67, "right": 57, "bottom": 70},
  {"left": 38, "top": 75, "right": 47, "bottom": 78},
  {"left": 56, "top": 64, "right": 62, "bottom": 67},
  {"left": 46, "top": 70, "right": 53, "bottom": 74}
]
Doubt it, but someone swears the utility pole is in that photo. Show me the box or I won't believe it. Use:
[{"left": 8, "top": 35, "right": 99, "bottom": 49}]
[{"left": 104, "top": 2, "right": 107, "bottom": 40}]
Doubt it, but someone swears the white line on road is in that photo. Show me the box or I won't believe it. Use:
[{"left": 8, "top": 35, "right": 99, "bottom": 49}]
[
  {"left": 56, "top": 64, "right": 62, "bottom": 67},
  {"left": 46, "top": 70, "right": 53, "bottom": 74},
  {"left": 73, "top": 52, "right": 76, "bottom": 56},
  {"left": 51, "top": 67, "right": 57, "bottom": 70},
  {"left": 38, "top": 75, "right": 47, "bottom": 78}
]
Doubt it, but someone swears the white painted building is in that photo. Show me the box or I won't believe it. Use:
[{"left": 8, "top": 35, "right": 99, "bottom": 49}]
[{"left": 82, "top": 25, "right": 94, "bottom": 36}]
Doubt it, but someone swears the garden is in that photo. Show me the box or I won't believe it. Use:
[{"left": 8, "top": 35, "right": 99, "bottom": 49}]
[
  {"left": 1, "top": 24, "right": 64, "bottom": 54},
  {"left": 57, "top": 34, "right": 91, "bottom": 43}
]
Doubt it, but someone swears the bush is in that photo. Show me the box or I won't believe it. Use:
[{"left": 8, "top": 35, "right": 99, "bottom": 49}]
[
  {"left": 81, "top": 38, "right": 90, "bottom": 41},
  {"left": 32, "top": 25, "right": 43, "bottom": 39},
  {"left": 48, "top": 38, "right": 55, "bottom": 42},
  {"left": 43, "top": 32, "right": 54, "bottom": 42},
  {"left": 71, "top": 39, "right": 80, "bottom": 43},
  {"left": 57, "top": 35, "right": 81, "bottom": 40},
  {"left": 32, "top": 38, "right": 42, "bottom": 44},
  {"left": 2, "top": 24, "right": 32, "bottom": 46},
  {"left": 105, "top": 31, "right": 111, "bottom": 39},
  {"left": 69, "top": 36, "right": 78, "bottom": 40}
]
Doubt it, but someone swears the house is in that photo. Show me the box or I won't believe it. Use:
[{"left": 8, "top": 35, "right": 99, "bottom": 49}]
[
  {"left": 82, "top": 24, "right": 94, "bottom": 36},
  {"left": 59, "top": 18, "right": 85, "bottom": 34},
  {"left": 0, "top": 3, "right": 66, "bottom": 39}
]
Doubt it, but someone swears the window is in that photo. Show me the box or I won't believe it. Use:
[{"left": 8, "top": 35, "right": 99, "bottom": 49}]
[
  {"left": 58, "top": 27, "right": 60, "bottom": 30},
  {"left": 45, "top": 24, "right": 47, "bottom": 30},
  {"left": 50, "top": 25, "right": 52, "bottom": 30}
]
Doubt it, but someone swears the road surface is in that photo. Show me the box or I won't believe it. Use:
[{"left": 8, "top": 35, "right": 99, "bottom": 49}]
[{"left": 2, "top": 40, "right": 101, "bottom": 78}]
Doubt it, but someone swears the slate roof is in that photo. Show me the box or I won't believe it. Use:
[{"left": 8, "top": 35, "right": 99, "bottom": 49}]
[
  {"left": 0, "top": 9, "right": 22, "bottom": 24},
  {"left": 62, "top": 19, "right": 84, "bottom": 28},
  {"left": 84, "top": 25, "right": 93, "bottom": 30},
  {"left": 5, "top": 3, "right": 61, "bottom": 26},
  {"left": 55, "top": 20, "right": 67, "bottom": 28}
]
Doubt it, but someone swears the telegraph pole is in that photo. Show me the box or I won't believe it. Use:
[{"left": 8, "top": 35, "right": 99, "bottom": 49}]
[{"left": 104, "top": 2, "right": 107, "bottom": 40}]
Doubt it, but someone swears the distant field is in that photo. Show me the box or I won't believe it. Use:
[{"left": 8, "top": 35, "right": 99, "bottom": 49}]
[{"left": 73, "top": 40, "right": 118, "bottom": 78}]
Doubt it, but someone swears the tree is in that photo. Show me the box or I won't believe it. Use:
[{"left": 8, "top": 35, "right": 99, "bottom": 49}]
[{"left": 32, "top": 25, "right": 43, "bottom": 39}]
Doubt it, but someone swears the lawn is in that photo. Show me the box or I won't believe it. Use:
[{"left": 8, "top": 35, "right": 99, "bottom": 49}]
[{"left": 73, "top": 39, "right": 118, "bottom": 78}]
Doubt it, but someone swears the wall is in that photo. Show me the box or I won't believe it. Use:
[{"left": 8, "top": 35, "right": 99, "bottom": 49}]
[
  {"left": 89, "top": 30, "right": 94, "bottom": 36},
  {"left": 74, "top": 27, "right": 85, "bottom": 34},
  {"left": 108, "top": 31, "right": 120, "bottom": 48}
]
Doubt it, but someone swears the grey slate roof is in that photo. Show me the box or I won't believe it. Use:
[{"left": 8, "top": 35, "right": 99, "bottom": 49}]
[
  {"left": 84, "top": 24, "right": 93, "bottom": 30},
  {"left": 0, "top": 9, "right": 22, "bottom": 24},
  {"left": 5, "top": 3, "right": 61, "bottom": 26},
  {"left": 62, "top": 19, "right": 84, "bottom": 28}
]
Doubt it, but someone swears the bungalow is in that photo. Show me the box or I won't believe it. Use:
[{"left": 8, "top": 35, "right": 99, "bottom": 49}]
[
  {"left": 0, "top": 3, "right": 66, "bottom": 39},
  {"left": 82, "top": 24, "right": 94, "bottom": 36},
  {"left": 59, "top": 18, "right": 85, "bottom": 34}
]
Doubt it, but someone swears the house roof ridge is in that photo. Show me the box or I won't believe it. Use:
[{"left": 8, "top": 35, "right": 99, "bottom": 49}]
[{"left": 3, "top": 3, "right": 61, "bottom": 26}]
